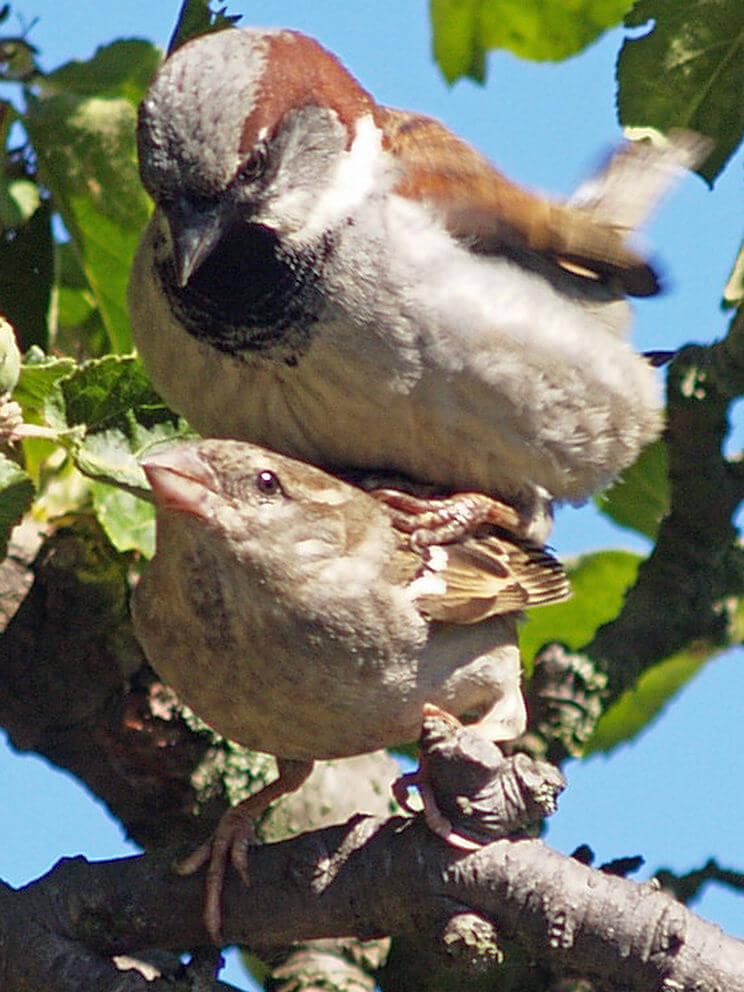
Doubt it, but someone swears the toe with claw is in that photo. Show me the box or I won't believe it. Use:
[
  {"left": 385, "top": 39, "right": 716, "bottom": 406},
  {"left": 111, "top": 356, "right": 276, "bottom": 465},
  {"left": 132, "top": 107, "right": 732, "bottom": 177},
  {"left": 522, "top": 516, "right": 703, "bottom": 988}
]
[
  {"left": 177, "top": 758, "right": 313, "bottom": 944},
  {"left": 372, "top": 489, "right": 529, "bottom": 548}
]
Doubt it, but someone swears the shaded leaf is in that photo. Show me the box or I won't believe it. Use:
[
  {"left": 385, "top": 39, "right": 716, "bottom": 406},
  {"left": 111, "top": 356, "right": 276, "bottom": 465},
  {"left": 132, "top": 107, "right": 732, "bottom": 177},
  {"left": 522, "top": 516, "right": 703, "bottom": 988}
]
[
  {"left": 0, "top": 200, "right": 53, "bottom": 350},
  {"left": 0, "top": 452, "right": 34, "bottom": 557},
  {"left": 618, "top": 0, "right": 744, "bottom": 183},
  {"left": 520, "top": 551, "right": 641, "bottom": 672},
  {"left": 430, "top": 0, "right": 630, "bottom": 82},
  {"left": 596, "top": 440, "right": 669, "bottom": 540},
  {"left": 40, "top": 39, "right": 161, "bottom": 108},
  {"left": 24, "top": 76, "right": 151, "bottom": 352},
  {"left": 168, "top": 0, "right": 241, "bottom": 55}
]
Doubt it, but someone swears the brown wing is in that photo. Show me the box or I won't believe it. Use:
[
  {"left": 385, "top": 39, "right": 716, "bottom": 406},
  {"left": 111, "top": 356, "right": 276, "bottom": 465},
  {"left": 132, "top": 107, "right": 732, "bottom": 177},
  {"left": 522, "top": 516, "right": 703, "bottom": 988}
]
[
  {"left": 375, "top": 106, "right": 663, "bottom": 297},
  {"left": 415, "top": 531, "right": 571, "bottom": 625}
]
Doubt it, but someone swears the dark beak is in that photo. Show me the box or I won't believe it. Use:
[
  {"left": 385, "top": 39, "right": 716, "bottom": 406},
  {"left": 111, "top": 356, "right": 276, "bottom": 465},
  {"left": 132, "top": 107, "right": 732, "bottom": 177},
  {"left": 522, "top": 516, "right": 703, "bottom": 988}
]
[{"left": 165, "top": 196, "right": 228, "bottom": 288}]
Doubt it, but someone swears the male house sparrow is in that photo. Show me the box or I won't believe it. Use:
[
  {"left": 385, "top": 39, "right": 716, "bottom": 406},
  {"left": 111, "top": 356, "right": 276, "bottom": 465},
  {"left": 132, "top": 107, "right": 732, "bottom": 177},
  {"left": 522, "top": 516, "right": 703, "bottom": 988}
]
[
  {"left": 132, "top": 438, "right": 569, "bottom": 939},
  {"left": 130, "top": 27, "right": 706, "bottom": 541}
]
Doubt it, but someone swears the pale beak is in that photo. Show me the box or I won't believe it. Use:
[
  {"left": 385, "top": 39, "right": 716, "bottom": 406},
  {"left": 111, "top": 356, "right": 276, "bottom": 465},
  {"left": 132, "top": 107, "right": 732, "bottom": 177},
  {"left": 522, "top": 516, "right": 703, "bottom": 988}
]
[{"left": 141, "top": 444, "right": 220, "bottom": 519}]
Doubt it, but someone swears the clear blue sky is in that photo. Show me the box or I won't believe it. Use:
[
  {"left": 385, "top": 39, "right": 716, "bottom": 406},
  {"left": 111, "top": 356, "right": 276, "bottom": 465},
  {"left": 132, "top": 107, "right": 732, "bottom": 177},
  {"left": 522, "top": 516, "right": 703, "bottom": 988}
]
[{"left": 3, "top": 2, "right": 743, "bottom": 986}]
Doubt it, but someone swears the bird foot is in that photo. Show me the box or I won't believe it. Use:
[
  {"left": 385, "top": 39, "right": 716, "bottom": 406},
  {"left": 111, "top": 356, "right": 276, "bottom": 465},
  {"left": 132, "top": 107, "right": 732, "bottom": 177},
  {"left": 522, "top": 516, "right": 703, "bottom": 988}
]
[
  {"left": 371, "top": 489, "right": 528, "bottom": 549},
  {"left": 393, "top": 762, "right": 482, "bottom": 851},
  {"left": 176, "top": 758, "right": 313, "bottom": 944},
  {"left": 395, "top": 704, "right": 565, "bottom": 850}
]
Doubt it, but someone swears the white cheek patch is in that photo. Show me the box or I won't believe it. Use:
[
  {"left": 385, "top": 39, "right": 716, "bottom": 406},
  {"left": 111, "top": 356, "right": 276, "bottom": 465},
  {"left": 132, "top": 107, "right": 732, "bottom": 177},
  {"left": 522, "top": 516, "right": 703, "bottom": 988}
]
[{"left": 300, "top": 114, "right": 390, "bottom": 241}]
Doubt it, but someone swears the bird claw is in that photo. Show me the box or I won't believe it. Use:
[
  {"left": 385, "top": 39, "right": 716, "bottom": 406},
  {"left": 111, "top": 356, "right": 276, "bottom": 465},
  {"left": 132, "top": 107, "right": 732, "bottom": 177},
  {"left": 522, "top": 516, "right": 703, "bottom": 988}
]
[
  {"left": 372, "top": 489, "right": 528, "bottom": 548},
  {"left": 176, "top": 758, "right": 313, "bottom": 945},
  {"left": 175, "top": 804, "right": 259, "bottom": 944},
  {"left": 393, "top": 762, "right": 482, "bottom": 853}
]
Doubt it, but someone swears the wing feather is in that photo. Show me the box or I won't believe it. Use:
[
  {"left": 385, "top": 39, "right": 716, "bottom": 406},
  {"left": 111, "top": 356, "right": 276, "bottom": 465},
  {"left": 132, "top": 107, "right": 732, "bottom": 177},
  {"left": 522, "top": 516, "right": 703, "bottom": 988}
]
[
  {"left": 375, "top": 109, "right": 706, "bottom": 298},
  {"left": 415, "top": 531, "right": 570, "bottom": 624}
]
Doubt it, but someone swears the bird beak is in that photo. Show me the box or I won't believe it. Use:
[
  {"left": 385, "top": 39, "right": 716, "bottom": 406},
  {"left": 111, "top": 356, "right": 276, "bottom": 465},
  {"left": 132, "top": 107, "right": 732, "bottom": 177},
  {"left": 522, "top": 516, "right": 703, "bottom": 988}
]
[
  {"left": 141, "top": 444, "right": 220, "bottom": 519},
  {"left": 165, "top": 196, "right": 228, "bottom": 288}
]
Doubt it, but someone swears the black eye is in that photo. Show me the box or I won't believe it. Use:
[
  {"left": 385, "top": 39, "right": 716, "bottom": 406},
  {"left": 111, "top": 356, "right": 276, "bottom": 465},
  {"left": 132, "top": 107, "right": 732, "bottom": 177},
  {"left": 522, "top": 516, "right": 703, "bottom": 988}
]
[
  {"left": 255, "top": 469, "right": 282, "bottom": 496},
  {"left": 237, "top": 142, "right": 268, "bottom": 184}
]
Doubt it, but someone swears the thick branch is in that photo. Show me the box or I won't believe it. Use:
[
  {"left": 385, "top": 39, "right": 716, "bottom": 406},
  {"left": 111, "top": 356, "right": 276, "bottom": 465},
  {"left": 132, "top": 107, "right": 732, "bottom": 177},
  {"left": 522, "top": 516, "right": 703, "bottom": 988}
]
[
  {"left": 588, "top": 310, "right": 744, "bottom": 699},
  {"left": 1, "top": 819, "right": 741, "bottom": 992}
]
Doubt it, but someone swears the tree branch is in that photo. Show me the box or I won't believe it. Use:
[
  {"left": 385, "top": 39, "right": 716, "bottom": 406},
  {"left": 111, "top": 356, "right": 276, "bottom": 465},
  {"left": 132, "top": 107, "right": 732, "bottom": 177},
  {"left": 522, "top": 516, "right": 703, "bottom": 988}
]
[
  {"left": 1, "top": 818, "right": 742, "bottom": 992},
  {"left": 591, "top": 309, "right": 744, "bottom": 697}
]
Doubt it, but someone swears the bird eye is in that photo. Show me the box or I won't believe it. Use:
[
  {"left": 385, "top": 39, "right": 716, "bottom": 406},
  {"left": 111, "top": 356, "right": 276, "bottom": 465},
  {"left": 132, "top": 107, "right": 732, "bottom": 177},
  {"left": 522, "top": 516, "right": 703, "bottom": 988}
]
[
  {"left": 255, "top": 469, "right": 282, "bottom": 496},
  {"left": 237, "top": 142, "right": 268, "bottom": 185}
]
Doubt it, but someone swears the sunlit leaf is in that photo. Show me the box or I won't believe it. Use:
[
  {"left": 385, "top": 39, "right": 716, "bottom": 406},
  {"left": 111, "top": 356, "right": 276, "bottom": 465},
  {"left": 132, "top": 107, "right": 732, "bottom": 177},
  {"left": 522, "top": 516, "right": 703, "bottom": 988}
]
[
  {"left": 596, "top": 440, "right": 669, "bottom": 540},
  {"left": 431, "top": 0, "right": 631, "bottom": 82},
  {"left": 90, "top": 480, "right": 155, "bottom": 557},
  {"left": 44, "top": 354, "right": 194, "bottom": 495},
  {"left": 520, "top": 551, "right": 642, "bottom": 673},
  {"left": 723, "top": 236, "right": 744, "bottom": 308},
  {"left": 14, "top": 351, "right": 76, "bottom": 421},
  {"left": 41, "top": 39, "right": 161, "bottom": 107},
  {"left": 0, "top": 177, "right": 40, "bottom": 228},
  {"left": 24, "top": 77, "right": 151, "bottom": 351}
]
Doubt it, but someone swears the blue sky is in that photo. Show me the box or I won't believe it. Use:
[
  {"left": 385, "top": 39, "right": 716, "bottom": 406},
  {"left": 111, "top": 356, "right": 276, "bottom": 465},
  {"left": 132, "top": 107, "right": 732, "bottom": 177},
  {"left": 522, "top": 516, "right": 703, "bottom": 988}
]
[{"left": 3, "top": 2, "right": 743, "bottom": 986}]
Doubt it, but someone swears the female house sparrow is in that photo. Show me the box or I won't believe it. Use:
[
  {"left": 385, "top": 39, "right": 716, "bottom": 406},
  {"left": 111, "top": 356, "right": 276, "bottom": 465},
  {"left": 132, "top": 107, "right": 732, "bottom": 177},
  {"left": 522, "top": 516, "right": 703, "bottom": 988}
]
[
  {"left": 132, "top": 439, "right": 569, "bottom": 939},
  {"left": 130, "top": 27, "right": 706, "bottom": 541}
]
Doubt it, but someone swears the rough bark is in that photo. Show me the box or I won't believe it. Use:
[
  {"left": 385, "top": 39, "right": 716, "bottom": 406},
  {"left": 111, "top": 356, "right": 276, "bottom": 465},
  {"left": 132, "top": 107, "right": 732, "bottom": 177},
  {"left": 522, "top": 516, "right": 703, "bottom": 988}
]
[{"left": 1, "top": 819, "right": 742, "bottom": 992}]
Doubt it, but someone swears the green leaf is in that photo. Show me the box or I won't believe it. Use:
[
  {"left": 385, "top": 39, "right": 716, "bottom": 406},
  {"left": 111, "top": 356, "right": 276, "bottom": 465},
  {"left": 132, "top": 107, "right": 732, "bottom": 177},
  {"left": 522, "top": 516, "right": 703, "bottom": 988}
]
[
  {"left": 14, "top": 351, "right": 76, "bottom": 421},
  {"left": 40, "top": 39, "right": 161, "bottom": 108},
  {"left": 168, "top": 0, "right": 242, "bottom": 55},
  {"left": 618, "top": 0, "right": 744, "bottom": 183},
  {"left": 431, "top": 0, "right": 486, "bottom": 84},
  {"left": 44, "top": 354, "right": 194, "bottom": 494},
  {"left": 90, "top": 480, "right": 155, "bottom": 557},
  {"left": 12, "top": 350, "right": 78, "bottom": 486},
  {"left": 38, "top": 355, "right": 193, "bottom": 553},
  {"left": 24, "top": 82, "right": 151, "bottom": 352},
  {"left": 595, "top": 440, "right": 669, "bottom": 540},
  {"left": 430, "top": 0, "right": 631, "bottom": 81},
  {"left": 520, "top": 550, "right": 641, "bottom": 671},
  {"left": 585, "top": 641, "right": 713, "bottom": 753},
  {"left": 0, "top": 318, "right": 21, "bottom": 394},
  {"left": 45, "top": 355, "right": 167, "bottom": 432},
  {"left": 0, "top": 453, "right": 34, "bottom": 558},
  {"left": 55, "top": 242, "right": 108, "bottom": 357},
  {"left": 0, "top": 200, "right": 53, "bottom": 350}
]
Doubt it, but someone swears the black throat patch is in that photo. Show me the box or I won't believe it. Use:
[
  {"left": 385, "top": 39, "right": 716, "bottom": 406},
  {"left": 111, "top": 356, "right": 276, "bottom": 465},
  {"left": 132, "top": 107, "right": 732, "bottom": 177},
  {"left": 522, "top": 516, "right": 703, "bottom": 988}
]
[{"left": 157, "top": 219, "right": 330, "bottom": 360}]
